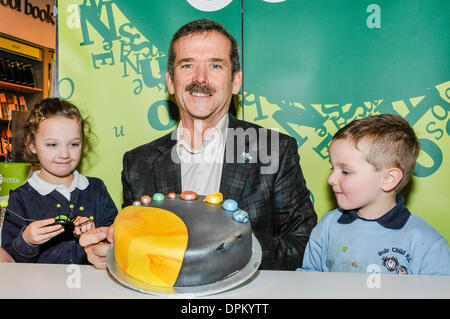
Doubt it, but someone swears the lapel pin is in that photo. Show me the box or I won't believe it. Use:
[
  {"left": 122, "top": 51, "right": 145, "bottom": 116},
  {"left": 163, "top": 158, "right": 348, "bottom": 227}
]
[{"left": 241, "top": 152, "right": 253, "bottom": 161}]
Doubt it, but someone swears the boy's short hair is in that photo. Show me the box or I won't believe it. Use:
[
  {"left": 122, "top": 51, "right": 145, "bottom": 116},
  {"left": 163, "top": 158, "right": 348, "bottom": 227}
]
[{"left": 332, "top": 113, "right": 420, "bottom": 192}]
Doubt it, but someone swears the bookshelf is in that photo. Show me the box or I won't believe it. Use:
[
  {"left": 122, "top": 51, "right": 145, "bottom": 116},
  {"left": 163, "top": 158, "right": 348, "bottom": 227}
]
[
  {"left": 0, "top": 81, "right": 43, "bottom": 94},
  {"left": 0, "top": 33, "right": 53, "bottom": 162}
]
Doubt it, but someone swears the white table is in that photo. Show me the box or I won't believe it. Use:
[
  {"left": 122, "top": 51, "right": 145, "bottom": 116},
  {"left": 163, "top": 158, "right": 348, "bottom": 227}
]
[{"left": 0, "top": 263, "right": 449, "bottom": 299}]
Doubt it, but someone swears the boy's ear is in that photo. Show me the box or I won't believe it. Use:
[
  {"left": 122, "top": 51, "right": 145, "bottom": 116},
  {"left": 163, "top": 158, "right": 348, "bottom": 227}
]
[{"left": 382, "top": 167, "right": 403, "bottom": 192}]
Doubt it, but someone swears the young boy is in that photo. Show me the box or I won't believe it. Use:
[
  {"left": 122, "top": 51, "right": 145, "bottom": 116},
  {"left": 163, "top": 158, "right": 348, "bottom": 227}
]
[{"left": 300, "top": 114, "right": 450, "bottom": 275}]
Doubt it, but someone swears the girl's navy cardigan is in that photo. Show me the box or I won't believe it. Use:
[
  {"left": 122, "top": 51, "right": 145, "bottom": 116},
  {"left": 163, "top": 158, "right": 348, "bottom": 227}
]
[{"left": 1, "top": 177, "right": 118, "bottom": 264}]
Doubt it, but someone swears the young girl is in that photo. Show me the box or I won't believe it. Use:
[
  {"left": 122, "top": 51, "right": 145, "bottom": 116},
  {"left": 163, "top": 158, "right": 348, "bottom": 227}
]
[{"left": 1, "top": 98, "right": 117, "bottom": 264}]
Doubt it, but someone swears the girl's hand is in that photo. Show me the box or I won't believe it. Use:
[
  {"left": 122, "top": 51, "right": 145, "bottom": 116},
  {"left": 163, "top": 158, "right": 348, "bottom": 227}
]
[
  {"left": 72, "top": 216, "right": 95, "bottom": 237},
  {"left": 0, "top": 247, "right": 14, "bottom": 263},
  {"left": 23, "top": 219, "right": 64, "bottom": 245}
]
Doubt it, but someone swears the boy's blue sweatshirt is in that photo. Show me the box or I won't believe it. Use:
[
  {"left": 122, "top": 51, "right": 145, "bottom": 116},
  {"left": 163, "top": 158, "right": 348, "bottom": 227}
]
[{"left": 300, "top": 196, "right": 450, "bottom": 275}]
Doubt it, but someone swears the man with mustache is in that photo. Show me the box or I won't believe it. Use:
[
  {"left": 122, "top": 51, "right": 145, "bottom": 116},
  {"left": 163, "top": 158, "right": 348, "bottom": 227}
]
[{"left": 80, "top": 19, "right": 317, "bottom": 270}]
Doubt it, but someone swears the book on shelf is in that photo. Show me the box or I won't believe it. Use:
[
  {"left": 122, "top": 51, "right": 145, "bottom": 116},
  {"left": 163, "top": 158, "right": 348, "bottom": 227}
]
[
  {"left": 18, "top": 96, "right": 28, "bottom": 111},
  {"left": 6, "top": 94, "right": 19, "bottom": 119},
  {"left": 0, "top": 57, "right": 35, "bottom": 87},
  {"left": 0, "top": 136, "right": 8, "bottom": 156},
  {"left": 0, "top": 93, "right": 29, "bottom": 119},
  {"left": 0, "top": 92, "right": 8, "bottom": 119}
]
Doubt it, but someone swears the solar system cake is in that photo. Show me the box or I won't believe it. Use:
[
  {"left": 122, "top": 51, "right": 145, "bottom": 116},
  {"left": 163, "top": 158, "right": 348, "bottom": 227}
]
[{"left": 113, "top": 191, "right": 253, "bottom": 287}]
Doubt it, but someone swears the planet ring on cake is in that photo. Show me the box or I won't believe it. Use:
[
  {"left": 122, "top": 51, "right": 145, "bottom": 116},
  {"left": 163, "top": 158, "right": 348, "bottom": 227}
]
[{"left": 106, "top": 192, "right": 262, "bottom": 297}]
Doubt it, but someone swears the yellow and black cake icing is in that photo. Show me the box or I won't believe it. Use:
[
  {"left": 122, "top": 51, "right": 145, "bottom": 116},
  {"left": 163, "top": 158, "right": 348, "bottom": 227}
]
[{"left": 113, "top": 192, "right": 253, "bottom": 287}]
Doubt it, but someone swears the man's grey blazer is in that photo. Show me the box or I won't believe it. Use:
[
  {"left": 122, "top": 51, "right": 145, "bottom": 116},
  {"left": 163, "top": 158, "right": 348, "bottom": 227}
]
[{"left": 121, "top": 115, "right": 317, "bottom": 270}]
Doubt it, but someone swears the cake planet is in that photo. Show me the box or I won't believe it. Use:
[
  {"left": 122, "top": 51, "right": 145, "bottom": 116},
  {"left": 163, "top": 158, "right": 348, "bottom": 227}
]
[{"left": 113, "top": 192, "right": 253, "bottom": 287}]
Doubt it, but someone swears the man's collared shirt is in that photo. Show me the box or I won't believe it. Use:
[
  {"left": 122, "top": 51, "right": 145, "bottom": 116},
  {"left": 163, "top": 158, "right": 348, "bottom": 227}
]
[
  {"left": 176, "top": 114, "right": 228, "bottom": 196},
  {"left": 28, "top": 170, "right": 89, "bottom": 201}
]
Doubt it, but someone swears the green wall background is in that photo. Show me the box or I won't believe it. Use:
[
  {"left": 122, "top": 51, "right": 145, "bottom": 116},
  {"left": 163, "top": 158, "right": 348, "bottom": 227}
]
[{"left": 57, "top": 0, "right": 449, "bottom": 241}]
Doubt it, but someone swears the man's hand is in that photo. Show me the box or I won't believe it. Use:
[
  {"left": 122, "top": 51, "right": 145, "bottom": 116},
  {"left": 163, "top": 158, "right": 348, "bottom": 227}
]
[{"left": 79, "top": 226, "right": 114, "bottom": 269}]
